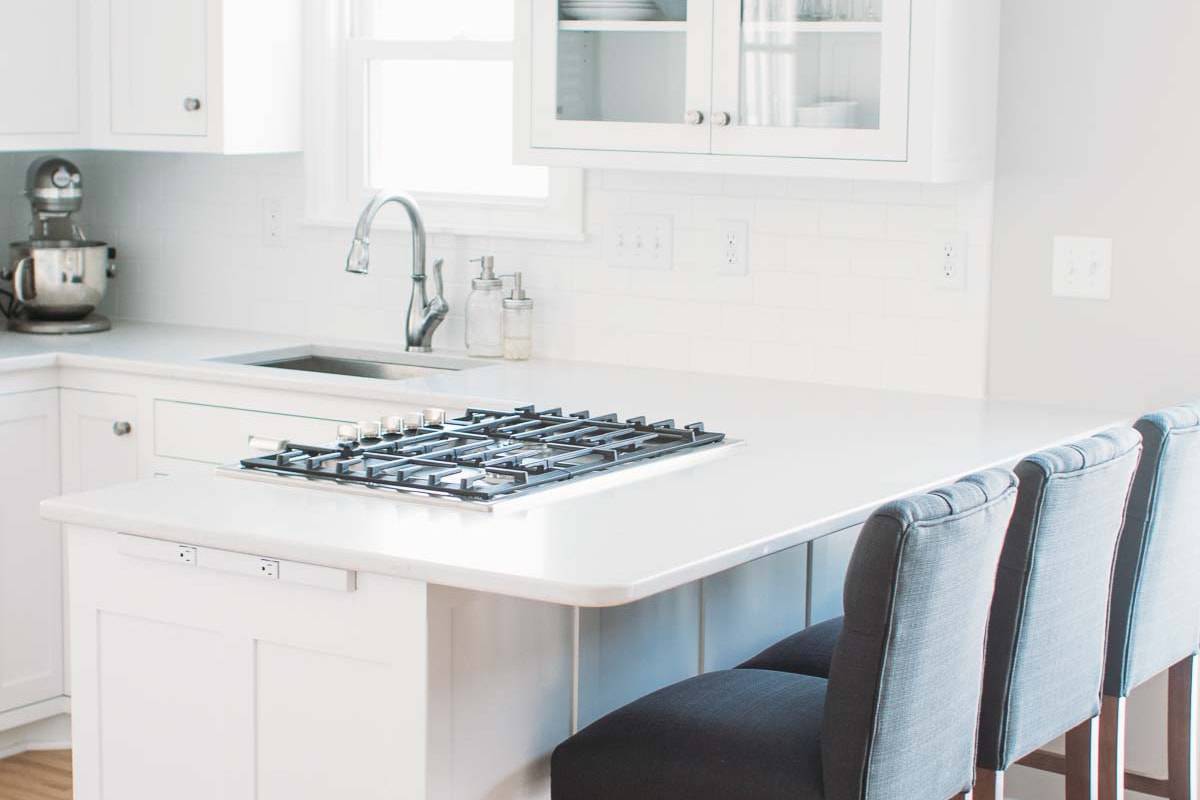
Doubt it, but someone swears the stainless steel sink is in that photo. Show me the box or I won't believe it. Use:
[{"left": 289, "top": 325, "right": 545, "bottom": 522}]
[{"left": 212, "top": 346, "right": 483, "bottom": 381}]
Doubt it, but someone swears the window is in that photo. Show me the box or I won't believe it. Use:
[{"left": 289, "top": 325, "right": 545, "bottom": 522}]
[{"left": 305, "top": 0, "right": 583, "bottom": 238}]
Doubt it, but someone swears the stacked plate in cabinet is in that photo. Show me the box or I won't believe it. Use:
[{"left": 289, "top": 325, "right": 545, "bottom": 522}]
[{"left": 560, "top": 0, "right": 663, "bottom": 21}]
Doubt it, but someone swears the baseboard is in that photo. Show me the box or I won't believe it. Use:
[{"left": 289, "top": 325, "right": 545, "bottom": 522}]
[{"left": 0, "top": 710, "right": 71, "bottom": 759}]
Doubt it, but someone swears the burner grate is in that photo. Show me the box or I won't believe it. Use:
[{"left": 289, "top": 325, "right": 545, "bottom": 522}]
[{"left": 237, "top": 405, "right": 726, "bottom": 502}]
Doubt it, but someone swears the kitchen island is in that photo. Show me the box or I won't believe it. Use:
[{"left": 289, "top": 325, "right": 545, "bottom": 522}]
[{"left": 34, "top": 323, "right": 1128, "bottom": 799}]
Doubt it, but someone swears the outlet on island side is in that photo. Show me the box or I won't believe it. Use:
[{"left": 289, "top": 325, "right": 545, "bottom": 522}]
[
  {"left": 605, "top": 213, "right": 674, "bottom": 270},
  {"left": 1052, "top": 235, "right": 1112, "bottom": 300}
]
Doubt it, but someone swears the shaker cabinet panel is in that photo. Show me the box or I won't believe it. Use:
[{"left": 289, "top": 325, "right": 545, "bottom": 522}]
[
  {"left": 60, "top": 390, "right": 139, "bottom": 494},
  {"left": 0, "top": 390, "right": 63, "bottom": 715},
  {"left": 0, "top": 0, "right": 80, "bottom": 136},
  {"left": 109, "top": 0, "right": 208, "bottom": 137}
]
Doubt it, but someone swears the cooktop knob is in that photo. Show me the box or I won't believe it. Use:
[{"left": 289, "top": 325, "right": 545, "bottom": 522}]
[
  {"left": 358, "top": 420, "right": 381, "bottom": 440},
  {"left": 335, "top": 423, "right": 359, "bottom": 446},
  {"left": 382, "top": 415, "right": 404, "bottom": 435},
  {"left": 402, "top": 412, "right": 425, "bottom": 433},
  {"left": 424, "top": 407, "right": 446, "bottom": 426}
]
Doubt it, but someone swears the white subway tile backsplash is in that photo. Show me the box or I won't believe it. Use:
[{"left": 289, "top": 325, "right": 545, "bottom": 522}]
[
  {"left": 819, "top": 201, "right": 889, "bottom": 239},
  {"left": 0, "top": 152, "right": 992, "bottom": 398}
]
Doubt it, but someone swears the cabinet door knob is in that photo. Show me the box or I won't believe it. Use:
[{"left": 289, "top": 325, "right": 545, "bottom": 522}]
[
  {"left": 685, "top": 109, "right": 705, "bottom": 126},
  {"left": 183, "top": 97, "right": 202, "bottom": 112},
  {"left": 113, "top": 421, "right": 133, "bottom": 437},
  {"left": 713, "top": 111, "right": 733, "bottom": 127}
]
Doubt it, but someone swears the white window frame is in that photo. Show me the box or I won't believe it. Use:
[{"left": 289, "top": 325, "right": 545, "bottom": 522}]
[{"left": 304, "top": 0, "right": 584, "bottom": 240}]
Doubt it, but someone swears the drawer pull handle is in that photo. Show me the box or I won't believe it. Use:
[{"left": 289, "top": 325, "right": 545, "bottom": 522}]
[{"left": 112, "top": 421, "right": 133, "bottom": 436}]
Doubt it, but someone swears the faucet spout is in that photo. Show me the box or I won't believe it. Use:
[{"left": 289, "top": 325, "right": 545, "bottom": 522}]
[{"left": 344, "top": 190, "right": 449, "bottom": 352}]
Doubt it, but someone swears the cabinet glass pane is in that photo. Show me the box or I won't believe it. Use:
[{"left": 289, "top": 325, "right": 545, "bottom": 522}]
[
  {"left": 556, "top": 1, "right": 689, "bottom": 125},
  {"left": 740, "top": 0, "right": 885, "bottom": 130}
]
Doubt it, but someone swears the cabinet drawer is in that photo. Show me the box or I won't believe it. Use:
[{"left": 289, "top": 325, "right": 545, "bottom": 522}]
[{"left": 154, "top": 401, "right": 345, "bottom": 465}]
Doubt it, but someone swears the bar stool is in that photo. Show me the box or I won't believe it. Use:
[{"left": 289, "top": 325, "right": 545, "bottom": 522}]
[
  {"left": 551, "top": 469, "right": 1018, "bottom": 800},
  {"left": 1022, "top": 405, "right": 1200, "bottom": 799},
  {"left": 740, "top": 429, "right": 1143, "bottom": 800}
]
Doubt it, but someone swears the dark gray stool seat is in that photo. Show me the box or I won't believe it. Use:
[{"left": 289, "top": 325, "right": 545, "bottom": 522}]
[{"left": 551, "top": 669, "right": 827, "bottom": 800}]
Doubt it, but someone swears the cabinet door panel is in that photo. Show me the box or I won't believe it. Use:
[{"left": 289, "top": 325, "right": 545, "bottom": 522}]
[
  {"left": 61, "top": 390, "right": 138, "bottom": 494},
  {"left": 710, "top": 0, "right": 911, "bottom": 160},
  {"left": 530, "top": 0, "right": 713, "bottom": 153},
  {"left": 109, "top": 0, "right": 208, "bottom": 136},
  {"left": 0, "top": 0, "right": 80, "bottom": 134},
  {"left": 0, "top": 390, "right": 63, "bottom": 713}
]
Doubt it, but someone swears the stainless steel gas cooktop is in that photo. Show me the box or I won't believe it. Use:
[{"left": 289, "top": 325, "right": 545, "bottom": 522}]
[{"left": 220, "top": 405, "right": 730, "bottom": 510}]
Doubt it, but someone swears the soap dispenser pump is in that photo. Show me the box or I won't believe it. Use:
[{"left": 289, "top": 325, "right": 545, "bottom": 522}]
[
  {"left": 503, "top": 272, "right": 534, "bottom": 361},
  {"left": 465, "top": 256, "right": 504, "bottom": 358}
]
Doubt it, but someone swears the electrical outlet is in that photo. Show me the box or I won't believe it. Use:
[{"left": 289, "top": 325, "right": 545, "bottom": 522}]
[
  {"left": 716, "top": 220, "right": 749, "bottom": 275},
  {"left": 930, "top": 232, "right": 968, "bottom": 290},
  {"left": 605, "top": 213, "right": 673, "bottom": 270},
  {"left": 258, "top": 558, "right": 280, "bottom": 579},
  {"left": 262, "top": 197, "right": 284, "bottom": 246},
  {"left": 1052, "top": 236, "right": 1112, "bottom": 300}
]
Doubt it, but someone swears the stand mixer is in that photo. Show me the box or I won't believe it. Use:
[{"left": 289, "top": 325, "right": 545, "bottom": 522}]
[{"left": 3, "top": 157, "right": 116, "bottom": 334}]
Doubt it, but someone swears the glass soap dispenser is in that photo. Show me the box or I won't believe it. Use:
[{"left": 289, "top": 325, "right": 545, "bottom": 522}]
[
  {"left": 503, "top": 272, "right": 533, "bottom": 361},
  {"left": 465, "top": 256, "right": 504, "bottom": 358}
]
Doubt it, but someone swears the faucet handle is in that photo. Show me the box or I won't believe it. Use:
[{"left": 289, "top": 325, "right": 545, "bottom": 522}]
[{"left": 430, "top": 258, "right": 445, "bottom": 299}]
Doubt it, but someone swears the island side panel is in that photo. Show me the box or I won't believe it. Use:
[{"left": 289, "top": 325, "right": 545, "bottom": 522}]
[
  {"left": 426, "top": 587, "right": 573, "bottom": 800},
  {"left": 66, "top": 526, "right": 428, "bottom": 800},
  {"left": 808, "top": 524, "right": 864, "bottom": 624},
  {"left": 700, "top": 545, "right": 808, "bottom": 672}
]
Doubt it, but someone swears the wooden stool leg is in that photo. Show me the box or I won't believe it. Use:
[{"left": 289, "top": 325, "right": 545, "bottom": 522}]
[
  {"left": 1098, "top": 695, "right": 1125, "bottom": 800},
  {"left": 1066, "top": 715, "right": 1100, "bottom": 800},
  {"left": 1169, "top": 654, "right": 1199, "bottom": 800},
  {"left": 974, "top": 768, "right": 1003, "bottom": 800}
]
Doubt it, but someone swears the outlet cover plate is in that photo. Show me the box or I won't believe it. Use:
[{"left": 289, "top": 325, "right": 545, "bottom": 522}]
[
  {"left": 929, "top": 231, "right": 968, "bottom": 290},
  {"left": 716, "top": 220, "right": 749, "bottom": 275},
  {"left": 1052, "top": 236, "right": 1112, "bottom": 300},
  {"left": 605, "top": 213, "right": 674, "bottom": 270}
]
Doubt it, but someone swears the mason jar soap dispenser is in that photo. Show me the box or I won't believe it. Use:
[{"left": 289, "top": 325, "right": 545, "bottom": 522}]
[
  {"left": 503, "top": 272, "right": 534, "bottom": 361},
  {"left": 465, "top": 256, "right": 504, "bottom": 358}
]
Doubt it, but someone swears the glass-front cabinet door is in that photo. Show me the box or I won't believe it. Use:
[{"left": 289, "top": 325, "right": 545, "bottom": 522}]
[
  {"left": 710, "top": 0, "right": 912, "bottom": 160},
  {"left": 530, "top": 0, "right": 713, "bottom": 153}
]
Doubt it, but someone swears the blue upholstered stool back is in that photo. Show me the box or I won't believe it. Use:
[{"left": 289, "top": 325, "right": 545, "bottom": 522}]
[
  {"left": 820, "top": 469, "right": 1018, "bottom": 800},
  {"left": 1105, "top": 404, "right": 1200, "bottom": 698},
  {"left": 975, "top": 428, "right": 1142, "bottom": 771}
]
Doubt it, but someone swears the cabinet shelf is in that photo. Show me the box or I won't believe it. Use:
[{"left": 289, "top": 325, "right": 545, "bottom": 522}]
[
  {"left": 558, "top": 19, "right": 688, "bottom": 33},
  {"left": 741, "top": 20, "right": 884, "bottom": 34}
]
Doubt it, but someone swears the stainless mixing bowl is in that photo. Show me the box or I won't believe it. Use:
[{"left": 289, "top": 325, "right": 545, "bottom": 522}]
[{"left": 5, "top": 241, "right": 116, "bottom": 320}]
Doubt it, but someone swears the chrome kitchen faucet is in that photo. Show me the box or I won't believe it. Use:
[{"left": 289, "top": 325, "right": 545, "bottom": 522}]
[{"left": 345, "top": 190, "right": 448, "bottom": 352}]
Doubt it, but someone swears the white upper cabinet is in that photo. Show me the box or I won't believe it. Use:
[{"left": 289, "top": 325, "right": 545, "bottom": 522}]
[
  {"left": 108, "top": 0, "right": 209, "bottom": 138},
  {"left": 0, "top": 0, "right": 84, "bottom": 150},
  {"left": 0, "top": 0, "right": 301, "bottom": 154},
  {"left": 90, "top": 0, "right": 302, "bottom": 153},
  {"left": 516, "top": 0, "right": 1001, "bottom": 181}
]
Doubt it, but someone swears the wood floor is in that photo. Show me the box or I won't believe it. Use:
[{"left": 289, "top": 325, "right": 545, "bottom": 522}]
[{"left": 0, "top": 750, "right": 71, "bottom": 800}]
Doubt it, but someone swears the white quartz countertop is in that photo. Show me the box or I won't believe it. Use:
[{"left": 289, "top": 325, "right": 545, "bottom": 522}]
[{"left": 33, "top": 320, "right": 1133, "bottom": 606}]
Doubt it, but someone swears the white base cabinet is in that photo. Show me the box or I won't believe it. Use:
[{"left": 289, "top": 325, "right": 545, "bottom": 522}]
[
  {"left": 68, "top": 528, "right": 427, "bottom": 800},
  {"left": 0, "top": 391, "right": 64, "bottom": 717}
]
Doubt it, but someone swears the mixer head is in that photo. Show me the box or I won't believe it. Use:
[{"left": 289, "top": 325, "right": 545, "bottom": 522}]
[{"left": 25, "top": 156, "right": 83, "bottom": 216}]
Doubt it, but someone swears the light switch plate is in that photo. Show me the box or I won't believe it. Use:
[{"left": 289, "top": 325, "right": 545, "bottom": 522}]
[
  {"left": 605, "top": 213, "right": 673, "bottom": 270},
  {"left": 1053, "top": 236, "right": 1112, "bottom": 300}
]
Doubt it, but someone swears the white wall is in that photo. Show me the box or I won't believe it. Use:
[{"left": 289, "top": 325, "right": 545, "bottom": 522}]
[
  {"left": 987, "top": 1, "right": 1200, "bottom": 412},
  {"left": 989, "top": 2, "right": 1200, "bottom": 798},
  {"left": 0, "top": 149, "right": 996, "bottom": 398}
]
